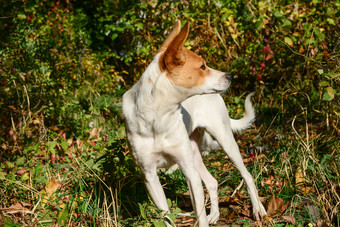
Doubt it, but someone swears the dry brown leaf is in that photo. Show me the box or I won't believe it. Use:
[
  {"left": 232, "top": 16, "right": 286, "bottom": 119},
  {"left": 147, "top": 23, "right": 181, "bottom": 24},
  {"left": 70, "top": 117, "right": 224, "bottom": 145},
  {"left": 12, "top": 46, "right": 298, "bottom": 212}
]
[
  {"left": 266, "top": 195, "right": 289, "bottom": 217},
  {"left": 211, "top": 161, "right": 222, "bottom": 167},
  {"left": 240, "top": 205, "right": 252, "bottom": 217},
  {"left": 282, "top": 215, "right": 296, "bottom": 225},
  {"left": 295, "top": 167, "right": 304, "bottom": 186},
  {"left": 295, "top": 168, "right": 314, "bottom": 193},
  {"left": 261, "top": 175, "right": 283, "bottom": 188},
  {"left": 46, "top": 178, "right": 61, "bottom": 195},
  {"left": 89, "top": 127, "right": 99, "bottom": 139},
  {"left": 0, "top": 202, "right": 32, "bottom": 214},
  {"left": 41, "top": 178, "right": 61, "bottom": 207}
]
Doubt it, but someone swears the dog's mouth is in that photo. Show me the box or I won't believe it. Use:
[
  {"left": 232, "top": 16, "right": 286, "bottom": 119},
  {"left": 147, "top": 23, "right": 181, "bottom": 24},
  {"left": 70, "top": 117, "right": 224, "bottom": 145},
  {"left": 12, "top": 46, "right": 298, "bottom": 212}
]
[{"left": 212, "top": 88, "right": 227, "bottom": 93}]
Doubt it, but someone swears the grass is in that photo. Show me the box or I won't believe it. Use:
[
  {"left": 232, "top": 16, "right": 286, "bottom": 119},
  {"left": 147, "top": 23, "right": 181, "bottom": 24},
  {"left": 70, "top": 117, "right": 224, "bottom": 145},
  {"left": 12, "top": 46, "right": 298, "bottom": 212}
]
[{"left": 1, "top": 92, "right": 338, "bottom": 227}]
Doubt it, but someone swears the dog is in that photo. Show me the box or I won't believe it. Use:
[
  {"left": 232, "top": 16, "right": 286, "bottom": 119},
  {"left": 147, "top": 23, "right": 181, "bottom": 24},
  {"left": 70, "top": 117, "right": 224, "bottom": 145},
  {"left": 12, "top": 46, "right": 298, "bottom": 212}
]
[{"left": 122, "top": 21, "right": 267, "bottom": 226}]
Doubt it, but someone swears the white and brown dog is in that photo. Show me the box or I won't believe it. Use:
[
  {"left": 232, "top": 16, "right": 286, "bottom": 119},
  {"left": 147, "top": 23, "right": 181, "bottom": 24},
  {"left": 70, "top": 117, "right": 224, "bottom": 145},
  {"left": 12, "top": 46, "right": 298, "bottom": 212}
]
[{"left": 122, "top": 21, "right": 267, "bottom": 226}]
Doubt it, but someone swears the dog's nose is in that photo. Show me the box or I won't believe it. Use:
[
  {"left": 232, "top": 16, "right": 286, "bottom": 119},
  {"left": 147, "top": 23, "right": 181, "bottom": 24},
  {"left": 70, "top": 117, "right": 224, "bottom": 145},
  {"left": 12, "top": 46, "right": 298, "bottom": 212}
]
[{"left": 225, "top": 73, "right": 232, "bottom": 80}]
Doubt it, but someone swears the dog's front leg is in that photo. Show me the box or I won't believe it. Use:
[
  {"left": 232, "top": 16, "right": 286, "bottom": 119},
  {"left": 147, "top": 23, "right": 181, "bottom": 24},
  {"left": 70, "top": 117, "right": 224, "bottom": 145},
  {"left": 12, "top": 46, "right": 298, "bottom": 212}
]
[
  {"left": 144, "top": 167, "right": 170, "bottom": 211},
  {"left": 143, "top": 167, "right": 176, "bottom": 226},
  {"left": 128, "top": 135, "right": 174, "bottom": 226}
]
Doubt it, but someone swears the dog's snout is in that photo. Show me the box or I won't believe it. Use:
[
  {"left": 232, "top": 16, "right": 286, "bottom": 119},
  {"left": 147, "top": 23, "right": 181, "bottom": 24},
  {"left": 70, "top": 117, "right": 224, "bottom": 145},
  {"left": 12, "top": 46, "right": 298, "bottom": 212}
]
[{"left": 225, "top": 73, "right": 232, "bottom": 80}]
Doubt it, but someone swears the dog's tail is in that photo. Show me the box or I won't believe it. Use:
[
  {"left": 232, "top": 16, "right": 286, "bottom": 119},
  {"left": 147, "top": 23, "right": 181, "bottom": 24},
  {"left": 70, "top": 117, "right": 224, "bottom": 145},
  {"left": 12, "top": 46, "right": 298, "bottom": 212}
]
[{"left": 230, "top": 92, "right": 256, "bottom": 133}]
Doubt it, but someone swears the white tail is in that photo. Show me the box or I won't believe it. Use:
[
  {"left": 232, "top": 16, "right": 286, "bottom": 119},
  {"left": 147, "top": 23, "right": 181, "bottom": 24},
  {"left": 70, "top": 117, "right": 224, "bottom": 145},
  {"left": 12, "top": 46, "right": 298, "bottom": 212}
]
[{"left": 230, "top": 92, "right": 256, "bottom": 133}]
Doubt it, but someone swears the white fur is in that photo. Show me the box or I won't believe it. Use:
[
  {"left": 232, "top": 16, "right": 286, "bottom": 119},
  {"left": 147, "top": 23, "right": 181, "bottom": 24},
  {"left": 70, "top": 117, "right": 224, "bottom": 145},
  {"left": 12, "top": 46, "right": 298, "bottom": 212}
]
[{"left": 123, "top": 50, "right": 266, "bottom": 226}]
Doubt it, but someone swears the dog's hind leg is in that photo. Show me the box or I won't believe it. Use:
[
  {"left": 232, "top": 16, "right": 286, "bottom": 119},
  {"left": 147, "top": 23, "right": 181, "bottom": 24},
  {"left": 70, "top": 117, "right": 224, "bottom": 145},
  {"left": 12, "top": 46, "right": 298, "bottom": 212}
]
[
  {"left": 190, "top": 129, "right": 220, "bottom": 224},
  {"left": 207, "top": 124, "right": 267, "bottom": 220}
]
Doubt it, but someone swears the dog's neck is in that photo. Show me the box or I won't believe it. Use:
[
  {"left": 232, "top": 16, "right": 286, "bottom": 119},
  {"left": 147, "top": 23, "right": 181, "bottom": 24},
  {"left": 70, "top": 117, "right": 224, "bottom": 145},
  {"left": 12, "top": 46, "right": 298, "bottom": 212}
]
[{"left": 133, "top": 54, "right": 193, "bottom": 134}]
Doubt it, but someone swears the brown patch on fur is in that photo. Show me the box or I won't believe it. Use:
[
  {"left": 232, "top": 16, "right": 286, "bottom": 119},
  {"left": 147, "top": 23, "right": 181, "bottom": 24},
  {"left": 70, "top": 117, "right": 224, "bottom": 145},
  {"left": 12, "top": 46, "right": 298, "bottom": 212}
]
[
  {"left": 166, "top": 49, "right": 210, "bottom": 88},
  {"left": 147, "top": 78, "right": 152, "bottom": 84}
]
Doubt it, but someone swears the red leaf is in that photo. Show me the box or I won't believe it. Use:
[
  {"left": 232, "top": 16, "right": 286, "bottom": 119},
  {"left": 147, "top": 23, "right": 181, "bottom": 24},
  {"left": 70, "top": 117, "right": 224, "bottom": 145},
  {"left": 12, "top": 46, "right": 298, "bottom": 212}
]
[
  {"left": 16, "top": 169, "right": 26, "bottom": 176},
  {"left": 51, "top": 154, "right": 60, "bottom": 164},
  {"left": 257, "top": 73, "right": 262, "bottom": 81},
  {"left": 260, "top": 62, "right": 266, "bottom": 71},
  {"left": 263, "top": 45, "right": 271, "bottom": 54},
  {"left": 265, "top": 53, "right": 273, "bottom": 61}
]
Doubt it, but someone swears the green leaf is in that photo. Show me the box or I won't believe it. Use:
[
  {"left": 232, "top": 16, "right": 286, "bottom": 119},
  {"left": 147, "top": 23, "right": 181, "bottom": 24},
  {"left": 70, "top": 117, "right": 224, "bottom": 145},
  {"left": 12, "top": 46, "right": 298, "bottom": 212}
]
[
  {"left": 319, "top": 81, "right": 329, "bottom": 86},
  {"left": 136, "top": 23, "right": 144, "bottom": 29},
  {"left": 284, "top": 37, "right": 293, "bottom": 47},
  {"left": 327, "top": 18, "right": 335, "bottom": 25},
  {"left": 21, "top": 172, "right": 29, "bottom": 181},
  {"left": 317, "top": 69, "right": 324, "bottom": 75},
  {"left": 166, "top": 213, "right": 176, "bottom": 222},
  {"left": 315, "top": 28, "right": 325, "bottom": 40},
  {"left": 16, "top": 157, "right": 25, "bottom": 166},
  {"left": 60, "top": 140, "right": 68, "bottom": 151},
  {"left": 322, "top": 87, "right": 335, "bottom": 101},
  {"left": 282, "top": 19, "right": 292, "bottom": 26},
  {"left": 138, "top": 203, "right": 147, "bottom": 220},
  {"left": 57, "top": 206, "right": 69, "bottom": 225},
  {"left": 274, "top": 10, "right": 283, "bottom": 18},
  {"left": 3, "top": 217, "right": 20, "bottom": 227},
  {"left": 6, "top": 161, "right": 14, "bottom": 168},
  {"left": 329, "top": 73, "right": 340, "bottom": 79},
  {"left": 167, "top": 198, "right": 172, "bottom": 208},
  {"left": 112, "top": 33, "right": 118, "bottom": 40},
  {"left": 152, "top": 220, "right": 166, "bottom": 227},
  {"left": 173, "top": 207, "right": 182, "bottom": 214},
  {"left": 17, "top": 13, "right": 26, "bottom": 20}
]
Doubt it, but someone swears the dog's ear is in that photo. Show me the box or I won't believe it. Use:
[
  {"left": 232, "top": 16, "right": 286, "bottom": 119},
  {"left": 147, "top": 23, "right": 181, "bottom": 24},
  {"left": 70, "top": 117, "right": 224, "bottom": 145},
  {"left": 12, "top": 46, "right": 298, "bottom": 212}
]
[
  {"left": 158, "top": 20, "right": 181, "bottom": 54},
  {"left": 162, "top": 22, "right": 190, "bottom": 71}
]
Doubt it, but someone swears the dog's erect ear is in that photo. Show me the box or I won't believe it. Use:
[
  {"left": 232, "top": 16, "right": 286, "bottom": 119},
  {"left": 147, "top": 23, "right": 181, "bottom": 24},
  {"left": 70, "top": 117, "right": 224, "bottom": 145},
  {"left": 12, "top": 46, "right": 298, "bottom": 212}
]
[
  {"left": 158, "top": 20, "right": 181, "bottom": 54},
  {"left": 162, "top": 22, "right": 190, "bottom": 71}
]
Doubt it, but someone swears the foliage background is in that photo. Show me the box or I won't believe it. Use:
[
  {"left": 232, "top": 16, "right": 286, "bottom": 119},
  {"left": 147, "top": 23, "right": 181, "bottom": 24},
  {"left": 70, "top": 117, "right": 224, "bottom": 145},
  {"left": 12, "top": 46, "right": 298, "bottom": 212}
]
[{"left": 0, "top": 0, "right": 339, "bottom": 226}]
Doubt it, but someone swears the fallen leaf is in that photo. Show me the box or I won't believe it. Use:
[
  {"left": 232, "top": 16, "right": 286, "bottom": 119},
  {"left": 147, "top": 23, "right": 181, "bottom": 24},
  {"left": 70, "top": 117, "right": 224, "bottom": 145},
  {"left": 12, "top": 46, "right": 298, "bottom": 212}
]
[
  {"left": 295, "top": 167, "right": 312, "bottom": 193},
  {"left": 7, "top": 105, "right": 17, "bottom": 111},
  {"left": 295, "top": 167, "right": 304, "bottom": 186},
  {"left": 89, "top": 127, "right": 99, "bottom": 139},
  {"left": 0, "top": 202, "right": 32, "bottom": 214},
  {"left": 46, "top": 178, "right": 61, "bottom": 195},
  {"left": 282, "top": 215, "right": 296, "bottom": 225},
  {"left": 266, "top": 195, "right": 289, "bottom": 217},
  {"left": 211, "top": 161, "right": 222, "bottom": 167},
  {"left": 41, "top": 178, "right": 61, "bottom": 207}
]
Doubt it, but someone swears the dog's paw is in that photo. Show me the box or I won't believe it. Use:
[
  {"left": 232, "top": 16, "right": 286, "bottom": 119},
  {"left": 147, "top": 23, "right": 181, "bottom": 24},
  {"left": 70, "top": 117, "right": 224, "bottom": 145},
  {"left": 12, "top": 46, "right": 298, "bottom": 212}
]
[
  {"left": 253, "top": 203, "right": 267, "bottom": 221},
  {"left": 207, "top": 211, "right": 220, "bottom": 224}
]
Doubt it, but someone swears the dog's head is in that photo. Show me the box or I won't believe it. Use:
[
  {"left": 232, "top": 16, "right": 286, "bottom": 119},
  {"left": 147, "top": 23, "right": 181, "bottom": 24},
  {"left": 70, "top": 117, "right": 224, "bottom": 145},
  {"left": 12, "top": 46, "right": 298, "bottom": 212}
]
[{"left": 158, "top": 21, "right": 231, "bottom": 94}]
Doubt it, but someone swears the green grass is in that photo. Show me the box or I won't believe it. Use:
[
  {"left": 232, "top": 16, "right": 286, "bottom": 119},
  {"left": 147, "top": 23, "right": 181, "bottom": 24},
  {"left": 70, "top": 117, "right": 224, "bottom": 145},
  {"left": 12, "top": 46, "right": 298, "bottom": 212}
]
[{"left": 1, "top": 107, "right": 338, "bottom": 226}]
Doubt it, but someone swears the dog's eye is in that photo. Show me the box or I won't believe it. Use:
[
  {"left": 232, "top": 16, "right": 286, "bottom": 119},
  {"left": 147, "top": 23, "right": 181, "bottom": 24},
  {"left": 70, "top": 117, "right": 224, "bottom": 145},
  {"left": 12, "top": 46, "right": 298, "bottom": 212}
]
[{"left": 200, "top": 64, "right": 206, "bottom": 70}]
